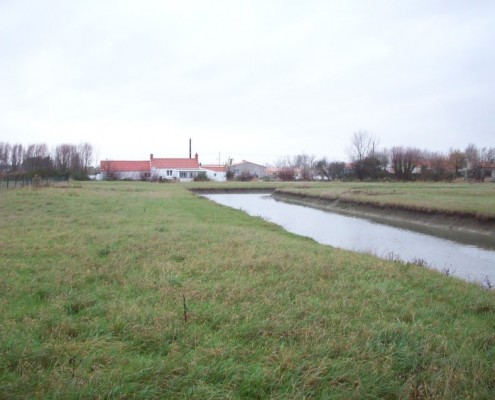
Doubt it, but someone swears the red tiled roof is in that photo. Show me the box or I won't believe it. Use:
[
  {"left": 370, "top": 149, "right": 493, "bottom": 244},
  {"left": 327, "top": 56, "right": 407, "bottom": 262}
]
[
  {"left": 151, "top": 158, "right": 200, "bottom": 169},
  {"left": 201, "top": 165, "right": 226, "bottom": 172},
  {"left": 100, "top": 160, "right": 150, "bottom": 172}
]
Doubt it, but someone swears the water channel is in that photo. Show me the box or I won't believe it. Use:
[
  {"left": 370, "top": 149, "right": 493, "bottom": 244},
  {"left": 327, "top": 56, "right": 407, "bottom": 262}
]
[{"left": 203, "top": 193, "right": 495, "bottom": 286}]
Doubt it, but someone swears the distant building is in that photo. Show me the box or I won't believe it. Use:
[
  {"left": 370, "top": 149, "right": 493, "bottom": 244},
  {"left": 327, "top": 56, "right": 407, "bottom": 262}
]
[
  {"left": 99, "top": 153, "right": 226, "bottom": 182},
  {"left": 464, "top": 159, "right": 495, "bottom": 181},
  {"left": 100, "top": 160, "right": 151, "bottom": 181},
  {"left": 201, "top": 165, "right": 227, "bottom": 182},
  {"left": 230, "top": 161, "right": 267, "bottom": 179},
  {"left": 150, "top": 153, "right": 203, "bottom": 182}
]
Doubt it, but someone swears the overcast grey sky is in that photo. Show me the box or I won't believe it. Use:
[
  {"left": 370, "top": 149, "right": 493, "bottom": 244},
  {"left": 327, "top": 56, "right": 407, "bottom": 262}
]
[{"left": 1, "top": 0, "right": 494, "bottom": 165}]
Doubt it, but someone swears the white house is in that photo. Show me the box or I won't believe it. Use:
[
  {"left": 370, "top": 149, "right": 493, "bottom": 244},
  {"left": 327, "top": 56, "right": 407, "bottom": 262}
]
[
  {"left": 100, "top": 160, "right": 151, "bottom": 180},
  {"left": 150, "top": 153, "right": 204, "bottom": 182},
  {"left": 100, "top": 153, "right": 230, "bottom": 182},
  {"left": 200, "top": 165, "right": 227, "bottom": 182},
  {"left": 464, "top": 159, "right": 495, "bottom": 181},
  {"left": 100, "top": 154, "right": 206, "bottom": 182}
]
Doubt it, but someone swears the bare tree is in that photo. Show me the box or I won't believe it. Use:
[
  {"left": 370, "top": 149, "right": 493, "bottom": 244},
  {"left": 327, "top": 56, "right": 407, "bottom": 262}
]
[
  {"left": 347, "top": 131, "right": 378, "bottom": 162},
  {"left": 23, "top": 143, "right": 50, "bottom": 162},
  {"left": 422, "top": 151, "right": 450, "bottom": 181},
  {"left": 55, "top": 144, "right": 76, "bottom": 176},
  {"left": 34, "top": 143, "right": 49, "bottom": 158},
  {"left": 389, "top": 146, "right": 422, "bottom": 181},
  {"left": 480, "top": 147, "right": 495, "bottom": 163},
  {"left": 277, "top": 167, "right": 296, "bottom": 181},
  {"left": 328, "top": 161, "right": 348, "bottom": 181},
  {"left": 275, "top": 156, "right": 295, "bottom": 169},
  {"left": 465, "top": 144, "right": 483, "bottom": 181},
  {"left": 275, "top": 156, "right": 296, "bottom": 181},
  {"left": 24, "top": 144, "right": 35, "bottom": 160},
  {"left": 0, "top": 142, "right": 11, "bottom": 168},
  {"left": 465, "top": 143, "right": 478, "bottom": 163},
  {"left": 0, "top": 141, "right": 94, "bottom": 178},
  {"left": 478, "top": 147, "right": 495, "bottom": 181},
  {"left": 347, "top": 131, "right": 380, "bottom": 180},
  {"left": 375, "top": 150, "right": 389, "bottom": 171},
  {"left": 312, "top": 158, "right": 349, "bottom": 181},
  {"left": 448, "top": 148, "right": 466, "bottom": 178},
  {"left": 430, "top": 152, "right": 450, "bottom": 181},
  {"left": 10, "top": 144, "right": 24, "bottom": 172},
  {"left": 292, "top": 153, "right": 316, "bottom": 180},
  {"left": 314, "top": 158, "right": 331, "bottom": 180},
  {"left": 22, "top": 143, "right": 53, "bottom": 176},
  {"left": 79, "top": 142, "right": 93, "bottom": 174}
]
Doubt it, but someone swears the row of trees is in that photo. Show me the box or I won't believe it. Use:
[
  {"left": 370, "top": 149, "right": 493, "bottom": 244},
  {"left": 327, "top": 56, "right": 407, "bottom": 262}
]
[
  {"left": 275, "top": 132, "right": 495, "bottom": 182},
  {"left": 0, "top": 142, "right": 94, "bottom": 180}
]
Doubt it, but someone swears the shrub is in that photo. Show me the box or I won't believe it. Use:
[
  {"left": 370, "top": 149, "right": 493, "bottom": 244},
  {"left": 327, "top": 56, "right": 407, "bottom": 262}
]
[
  {"left": 277, "top": 167, "right": 295, "bottom": 181},
  {"left": 193, "top": 172, "right": 210, "bottom": 182},
  {"left": 236, "top": 172, "right": 255, "bottom": 181}
]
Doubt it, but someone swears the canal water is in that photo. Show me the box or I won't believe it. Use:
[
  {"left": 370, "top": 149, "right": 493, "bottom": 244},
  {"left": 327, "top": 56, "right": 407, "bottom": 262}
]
[{"left": 203, "top": 193, "right": 495, "bottom": 286}]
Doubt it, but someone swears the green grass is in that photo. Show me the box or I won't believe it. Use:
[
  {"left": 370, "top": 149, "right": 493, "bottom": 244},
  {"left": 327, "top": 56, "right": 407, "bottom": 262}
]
[
  {"left": 268, "top": 181, "right": 495, "bottom": 219},
  {"left": 1, "top": 181, "right": 495, "bottom": 398}
]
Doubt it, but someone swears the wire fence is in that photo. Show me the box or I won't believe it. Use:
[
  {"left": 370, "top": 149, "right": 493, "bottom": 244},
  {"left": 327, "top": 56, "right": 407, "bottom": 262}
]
[{"left": 0, "top": 176, "right": 69, "bottom": 190}]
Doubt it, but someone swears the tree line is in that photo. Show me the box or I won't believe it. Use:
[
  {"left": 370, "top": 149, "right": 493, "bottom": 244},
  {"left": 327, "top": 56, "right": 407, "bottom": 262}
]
[
  {"left": 0, "top": 142, "right": 94, "bottom": 180},
  {"left": 275, "top": 131, "right": 495, "bottom": 182}
]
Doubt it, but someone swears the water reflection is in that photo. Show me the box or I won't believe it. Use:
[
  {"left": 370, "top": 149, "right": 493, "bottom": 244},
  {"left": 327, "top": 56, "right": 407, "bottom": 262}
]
[{"left": 204, "top": 193, "right": 495, "bottom": 286}]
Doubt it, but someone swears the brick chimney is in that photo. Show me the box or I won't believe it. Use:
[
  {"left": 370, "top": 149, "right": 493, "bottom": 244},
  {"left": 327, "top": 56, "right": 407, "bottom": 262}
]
[
  {"left": 195, "top": 153, "right": 198, "bottom": 161},
  {"left": 150, "top": 154, "right": 153, "bottom": 161}
]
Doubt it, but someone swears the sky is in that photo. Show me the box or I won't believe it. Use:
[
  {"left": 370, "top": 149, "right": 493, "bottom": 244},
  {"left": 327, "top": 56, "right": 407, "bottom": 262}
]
[{"left": 1, "top": 0, "right": 494, "bottom": 166}]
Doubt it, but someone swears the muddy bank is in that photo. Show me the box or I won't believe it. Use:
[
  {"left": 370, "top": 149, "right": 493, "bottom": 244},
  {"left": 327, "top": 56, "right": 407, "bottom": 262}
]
[
  {"left": 273, "top": 190, "right": 495, "bottom": 249},
  {"left": 190, "top": 187, "right": 275, "bottom": 194}
]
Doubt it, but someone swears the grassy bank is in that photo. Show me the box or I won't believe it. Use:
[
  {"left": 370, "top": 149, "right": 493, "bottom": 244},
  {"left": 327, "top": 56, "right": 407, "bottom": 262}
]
[
  {"left": 1, "top": 181, "right": 495, "bottom": 398},
  {"left": 271, "top": 182, "right": 495, "bottom": 221}
]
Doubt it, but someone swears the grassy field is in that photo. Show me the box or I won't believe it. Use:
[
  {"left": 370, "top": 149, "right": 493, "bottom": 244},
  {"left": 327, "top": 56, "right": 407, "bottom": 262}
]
[
  {"left": 1, "top": 181, "right": 495, "bottom": 398},
  {"left": 270, "top": 181, "right": 495, "bottom": 220}
]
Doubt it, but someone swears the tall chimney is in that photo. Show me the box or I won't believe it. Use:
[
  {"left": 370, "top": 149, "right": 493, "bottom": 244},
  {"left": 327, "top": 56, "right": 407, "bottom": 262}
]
[
  {"left": 150, "top": 154, "right": 153, "bottom": 160},
  {"left": 189, "top": 139, "right": 192, "bottom": 159}
]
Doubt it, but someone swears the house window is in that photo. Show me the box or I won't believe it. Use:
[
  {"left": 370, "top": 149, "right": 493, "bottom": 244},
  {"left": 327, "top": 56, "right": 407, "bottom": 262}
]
[
  {"left": 166, "top": 170, "right": 173, "bottom": 176},
  {"left": 179, "top": 171, "right": 187, "bottom": 178}
]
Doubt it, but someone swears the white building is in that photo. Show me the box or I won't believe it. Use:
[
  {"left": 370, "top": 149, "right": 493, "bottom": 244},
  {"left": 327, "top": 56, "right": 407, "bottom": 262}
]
[
  {"left": 99, "top": 153, "right": 227, "bottom": 182},
  {"left": 100, "top": 160, "right": 151, "bottom": 180},
  {"left": 230, "top": 161, "right": 267, "bottom": 179},
  {"left": 150, "top": 153, "right": 203, "bottom": 182},
  {"left": 201, "top": 165, "right": 227, "bottom": 182}
]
